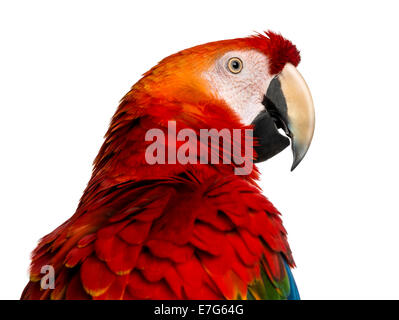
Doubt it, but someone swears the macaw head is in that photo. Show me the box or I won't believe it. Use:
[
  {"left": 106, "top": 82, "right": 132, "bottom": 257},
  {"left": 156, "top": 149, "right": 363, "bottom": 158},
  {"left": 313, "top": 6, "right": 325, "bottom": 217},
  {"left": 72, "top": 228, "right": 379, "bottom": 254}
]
[{"left": 125, "top": 31, "right": 315, "bottom": 170}]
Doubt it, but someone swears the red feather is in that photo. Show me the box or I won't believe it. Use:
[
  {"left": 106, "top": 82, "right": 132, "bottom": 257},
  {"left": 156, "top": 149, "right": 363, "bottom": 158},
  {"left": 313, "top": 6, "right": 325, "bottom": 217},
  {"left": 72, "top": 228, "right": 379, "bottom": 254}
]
[{"left": 80, "top": 256, "right": 116, "bottom": 297}]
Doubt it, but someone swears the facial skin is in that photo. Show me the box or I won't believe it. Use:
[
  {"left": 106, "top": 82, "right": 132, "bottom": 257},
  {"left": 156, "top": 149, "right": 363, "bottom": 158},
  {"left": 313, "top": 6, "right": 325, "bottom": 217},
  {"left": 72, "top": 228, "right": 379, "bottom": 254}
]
[{"left": 202, "top": 49, "right": 273, "bottom": 125}]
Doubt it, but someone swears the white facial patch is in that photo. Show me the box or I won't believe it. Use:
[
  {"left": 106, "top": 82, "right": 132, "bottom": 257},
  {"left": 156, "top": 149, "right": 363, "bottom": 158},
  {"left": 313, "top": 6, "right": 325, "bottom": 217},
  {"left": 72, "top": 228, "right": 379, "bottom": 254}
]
[{"left": 202, "top": 50, "right": 273, "bottom": 125}]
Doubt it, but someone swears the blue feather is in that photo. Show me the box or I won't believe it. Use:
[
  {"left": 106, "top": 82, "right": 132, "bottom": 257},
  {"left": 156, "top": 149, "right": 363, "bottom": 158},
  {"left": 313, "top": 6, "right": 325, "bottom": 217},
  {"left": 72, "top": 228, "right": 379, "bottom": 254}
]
[{"left": 285, "top": 261, "right": 300, "bottom": 300}]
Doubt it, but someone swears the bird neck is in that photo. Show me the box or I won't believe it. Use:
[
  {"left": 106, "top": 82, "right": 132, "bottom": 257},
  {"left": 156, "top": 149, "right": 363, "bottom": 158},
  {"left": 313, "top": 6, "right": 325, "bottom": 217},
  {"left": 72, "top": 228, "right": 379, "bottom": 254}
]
[{"left": 82, "top": 89, "right": 260, "bottom": 206}]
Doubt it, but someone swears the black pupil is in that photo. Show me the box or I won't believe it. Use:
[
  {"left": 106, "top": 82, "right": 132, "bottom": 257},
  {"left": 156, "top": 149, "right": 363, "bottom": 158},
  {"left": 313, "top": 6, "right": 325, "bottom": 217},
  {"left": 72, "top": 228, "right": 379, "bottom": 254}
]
[{"left": 231, "top": 60, "right": 240, "bottom": 69}]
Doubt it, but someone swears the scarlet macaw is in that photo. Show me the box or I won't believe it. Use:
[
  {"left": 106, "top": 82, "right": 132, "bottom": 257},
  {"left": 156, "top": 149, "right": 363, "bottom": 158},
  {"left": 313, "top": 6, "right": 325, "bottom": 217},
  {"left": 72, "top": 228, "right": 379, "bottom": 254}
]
[{"left": 21, "top": 31, "right": 315, "bottom": 300}]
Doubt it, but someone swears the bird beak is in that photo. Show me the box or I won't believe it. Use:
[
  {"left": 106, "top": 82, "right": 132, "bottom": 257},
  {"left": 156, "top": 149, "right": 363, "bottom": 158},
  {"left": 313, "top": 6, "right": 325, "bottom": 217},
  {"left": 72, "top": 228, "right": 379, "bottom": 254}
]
[{"left": 252, "top": 63, "right": 315, "bottom": 170}]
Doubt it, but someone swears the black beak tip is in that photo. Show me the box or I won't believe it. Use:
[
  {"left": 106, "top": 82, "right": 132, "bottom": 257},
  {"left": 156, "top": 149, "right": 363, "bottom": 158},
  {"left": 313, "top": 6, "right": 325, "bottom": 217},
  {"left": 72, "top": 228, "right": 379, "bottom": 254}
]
[
  {"left": 291, "top": 160, "right": 299, "bottom": 171},
  {"left": 290, "top": 144, "right": 309, "bottom": 171}
]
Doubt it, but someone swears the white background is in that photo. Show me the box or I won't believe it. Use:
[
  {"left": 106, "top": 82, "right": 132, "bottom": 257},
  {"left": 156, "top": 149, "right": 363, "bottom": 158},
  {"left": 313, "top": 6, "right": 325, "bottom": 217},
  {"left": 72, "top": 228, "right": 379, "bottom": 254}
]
[{"left": 1, "top": 0, "right": 398, "bottom": 299}]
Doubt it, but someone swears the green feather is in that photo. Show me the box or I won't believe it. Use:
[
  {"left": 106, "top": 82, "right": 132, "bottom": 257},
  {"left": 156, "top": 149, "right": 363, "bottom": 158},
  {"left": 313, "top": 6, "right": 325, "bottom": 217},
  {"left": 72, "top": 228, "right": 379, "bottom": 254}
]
[{"left": 247, "top": 259, "right": 291, "bottom": 300}]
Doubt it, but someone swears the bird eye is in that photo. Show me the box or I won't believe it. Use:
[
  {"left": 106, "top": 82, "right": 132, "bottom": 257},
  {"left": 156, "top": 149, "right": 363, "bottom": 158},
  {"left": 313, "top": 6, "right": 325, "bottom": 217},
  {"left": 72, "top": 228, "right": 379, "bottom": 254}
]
[{"left": 227, "top": 57, "right": 243, "bottom": 74}]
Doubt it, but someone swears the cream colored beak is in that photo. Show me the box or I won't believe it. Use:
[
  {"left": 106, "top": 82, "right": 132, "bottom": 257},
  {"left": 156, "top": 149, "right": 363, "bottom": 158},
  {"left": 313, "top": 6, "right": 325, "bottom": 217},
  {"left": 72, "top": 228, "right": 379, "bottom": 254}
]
[{"left": 262, "top": 63, "right": 315, "bottom": 170}]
